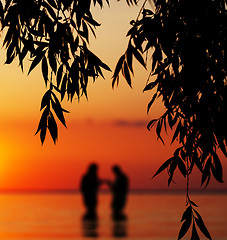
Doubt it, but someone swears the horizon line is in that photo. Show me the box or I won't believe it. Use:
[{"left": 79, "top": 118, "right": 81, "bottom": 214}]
[{"left": 0, "top": 188, "right": 226, "bottom": 194}]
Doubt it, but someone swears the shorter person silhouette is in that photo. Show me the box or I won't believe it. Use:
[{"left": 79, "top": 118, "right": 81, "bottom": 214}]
[
  {"left": 80, "top": 163, "right": 102, "bottom": 219},
  {"left": 108, "top": 165, "right": 129, "bottom": 220}
]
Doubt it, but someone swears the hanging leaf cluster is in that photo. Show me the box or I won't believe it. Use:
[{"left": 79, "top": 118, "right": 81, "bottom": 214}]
[
  {"left": 177, "top": 200, "right": 212, "bottom": 240},
  {"left": 114, "top": 0, "right": 227, "bottom": 170},
  {"left": 0, "top": 0, "right": 111, "bottom": 143},
  {"left": 114, "top": 0, "right": 227, "bottom": 180},
  {"left": 113, "top": 0, "right": 227, "bottom": 188}
]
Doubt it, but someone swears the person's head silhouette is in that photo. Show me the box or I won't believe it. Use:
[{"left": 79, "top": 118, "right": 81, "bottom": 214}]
[
  {"left": 88, "top": 163, "right": 98, "bottom": 174},
  {"left": 112, "top": 165, "right": 121, "bottom": 175}
]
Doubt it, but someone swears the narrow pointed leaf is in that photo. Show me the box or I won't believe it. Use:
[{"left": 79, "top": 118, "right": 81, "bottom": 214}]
[
  {"left": 178, "top": 217, "right": 192, "bottom": 240},
  {"left": 143, "top": 81, "right": 158, "bottom": 92},
  {"left": 40, "top": 90, "right": 51, "bottom": 110},
  {"left": 180, "top": 206, "right": 192, "bottom": 222},
  {"left": 112, "top": 54, "right": 125, "bottom": 86},
  {"left": 147, "top": 119, "right": 157, "bottom": 131},
  {"left": 41, "top": 56, "right": 48, "bottom": 86},
  {"left": 132, "top": 47, "right": 146, "bottom": 69},
  {"left": 194, "top": 209, "right": 212, "bottom": 240},
  {"left": 191, "top": 222, "right": 200, "bottom": 240},
  {"left": 28, "top": 51, "right": 45, "bottom": 75},
  {"left": 48, "top": 111, "right": 58, "bottom": 143},
  {"left": 57, "top": 64, "right": 64, "bottom": 88},
  {"left": 123, "top": 62, "right": 132, "bottom": 87},
  {"left": 152, "top": 157, "right": 174, "bottom": 178},
  {"left": 147, "top": 93, "right": 157, "bottom": 114},
  {"left": 51, "top": 93, "right": 67, "bottom": 127},
  {"left": 177, "top": 157, "right": 187, "bottom": 177}
]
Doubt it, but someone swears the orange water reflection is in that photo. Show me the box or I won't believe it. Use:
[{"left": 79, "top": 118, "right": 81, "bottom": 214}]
[{"left": 0, "top": 193, "right": 226, "bottom": 239}]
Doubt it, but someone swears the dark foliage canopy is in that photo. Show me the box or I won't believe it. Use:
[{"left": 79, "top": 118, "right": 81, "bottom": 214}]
[
  {"left": 113, "top": 0, "right": 226, "bottom": 239},
  {"left": 114, "top": 0, "right": 226, "bottom": 189},
  {"left": 0, "top": 0, "right": 113, "bottom": 143}
]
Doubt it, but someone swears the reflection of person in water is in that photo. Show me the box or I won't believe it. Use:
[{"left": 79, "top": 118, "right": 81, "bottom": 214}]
[
  {"left": 108, "top": 165, "right": 129, "bottom": 220},
  {"left": 80, "top": 163, "right": 102, "bottom": 219},
  {"left": 82, "top": 218, "right": 99, "bottom": 237}
]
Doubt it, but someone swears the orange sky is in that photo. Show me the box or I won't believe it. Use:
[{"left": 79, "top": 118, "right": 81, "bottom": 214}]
[{"left": 0, "top": 1, "right": 226, "bottom": 191}]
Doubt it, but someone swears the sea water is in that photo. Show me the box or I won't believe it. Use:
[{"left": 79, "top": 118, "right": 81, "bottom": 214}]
[{"left": 0, "top": 192, "right": 226, "bottom": 240}]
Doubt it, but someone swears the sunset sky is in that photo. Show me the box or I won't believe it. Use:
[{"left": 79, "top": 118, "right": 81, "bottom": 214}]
[{"left": 0, "top": 1, "right": 226, "bottom": 191}]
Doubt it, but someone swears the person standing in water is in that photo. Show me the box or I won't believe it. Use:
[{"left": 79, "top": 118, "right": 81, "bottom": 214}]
[
  {"left": 80, "top": 163, "right": 102, "bottom": 219},
  {"left": 108, "top": 165, "right": 129, "bottom": 220}
]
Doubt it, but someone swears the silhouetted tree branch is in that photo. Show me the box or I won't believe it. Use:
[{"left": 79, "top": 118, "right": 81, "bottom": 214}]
[
  {"left": 113, "top": 0, "right": 226, "bottom": 239},
  {"left": 0, "top": 0, "right": 113, "bottom": 143}
]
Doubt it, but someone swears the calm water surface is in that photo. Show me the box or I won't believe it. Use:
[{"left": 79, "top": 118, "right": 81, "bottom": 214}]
[{"left": 0, "top": 193, "right": 226, "bottom": 240}]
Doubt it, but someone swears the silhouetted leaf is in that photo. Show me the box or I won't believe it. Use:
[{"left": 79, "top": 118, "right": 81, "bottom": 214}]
[
  {"left": 3, "top": 27, "right": 13, "bottom": 48},
  {"left": 51, "top": 92, "right": 67, "bottom": 127},
  {"left": 189, "top": 200, "right": 198, "bottom": 207},
  {"left": 178, "top": 215, "right": 192, "bottom": 240},
  {"left": 132, "top": 47, "right": 146, "bottom": 69},
  {"left": 41, "top": 56, "right": 48, "bottom": 86},
  {"left": 123, "top": 62, "right": 132, "bottom": 87},
  {"left": 40, "top": 90, "right": 51, "bottom": 110},
  {"left": 48, "top": 51, "right": 57, "bottom": 73},
  {"left": 152, "top": 45, "right": 162, "bottom": 71},
  {"left": 147, "top": 93, "right": 157, "bottom": 114},
  {"left": 194, "top": 153, "right": 203, "bottom": 172},
  {"left": 143, "top": 80, "right": 158, "bottom": 92},
  {"left": 28, "top": 51, "right": 45, "bottom": 75},
  {"left": 180, "top": 149, "right": 186, "bottom": 160},
  {"left": 216, "top": 136, "right": 227, "bottom": 157},
  {"left": 177, "top": 157, "right": 187, "bottom": 177},
  {"left": 82, "top": 20, "right": 89, "bottom": 42},
  {"left": 96, "top": 0, "right": 103, "bottom": 8},
  {"left": 126, "top": 44, "right": 133, "bottom": 73},
  {"left": 98, "top": 60, "right": 111, "bottom": 72},
  {"left": 167, "top": 112, "right": 174, "bottom": 129},
  {"left": 171, "top": 121, "right": 181, "bottom": 144},
  {"left": 36, "top": 107, "right": 49, "bottom": 134},
  {"left": 87, "top": 22, "right": 97, "bottom": 38},
  {"left": 194, "top": 209, "right": 212, "bottom": 240},
  {"left": 168, "top": 159, "right": 178, "bottom": 185},
  {"left": 152, "top": 157, "right": 174, "bottom": 179},
  {"left": 57, "top": 64, "right": 64, "bottom": 88},
  {"left": 211, "top": 152, "right": 223, "bottom": 183},
  {"left": 83, "top": 15, "right": 101, "bottom": 27},
  {"left": 61, "top": 74, "right": 67, "bottom": 101},
  {"left": 40, "top": 126, "right": 47, "bottom": 144},
  {"left": 156, "top": 118, "right": 165, "bottom": 145},
  {"left": 147, "top": 119, "right": 157, "bottom": 131},
  {"left": 201, "top": 157, "right": 211, "bottom": 187},
  {"left": 191, "top": 222, "right": 200, "bottom": 240},
  {"left": 152, "top": 61, "right": 169, "bottom": 75},
  {"left": 180, "top": 206, "right": 192, "bottom": 222},
  {"left": 48, "top": 111, "right": 58, "bottom": 143},
  {"left": 5, "top": 40, "right": 16, "bottom": 64},
  {"left": 112, "top": 54, "right": 125, "bottom": 87},
  {"left": 88, "top": 50, "right": 111, "bottom": 72},
  {"left": 35, "top": 107, "right": 49, "bottom": 144}
]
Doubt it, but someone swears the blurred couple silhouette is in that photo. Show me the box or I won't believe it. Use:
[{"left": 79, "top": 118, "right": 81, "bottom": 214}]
[{"left": 80, "top": 163, "right": 129, "bottom": 221}]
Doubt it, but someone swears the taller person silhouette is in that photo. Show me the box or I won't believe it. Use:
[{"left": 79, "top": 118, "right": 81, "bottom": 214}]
[
  {"left": 80, "top": 163, "right": 102, "bottom": 219},
  {"left": 108, "top": 165, "right": 129, "bottom": 220}
]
